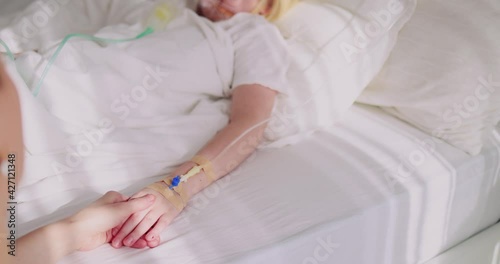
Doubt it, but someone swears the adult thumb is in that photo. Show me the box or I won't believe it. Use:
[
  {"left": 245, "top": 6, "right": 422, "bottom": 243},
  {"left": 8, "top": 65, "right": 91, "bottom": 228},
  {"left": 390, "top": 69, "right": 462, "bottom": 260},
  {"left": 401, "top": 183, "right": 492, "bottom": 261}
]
[
  {"left": 95, "top": 191, "right": 127, "bottom": 206},
  {"left": 115, "top": 194, "right": 155, "bottom": 216}
]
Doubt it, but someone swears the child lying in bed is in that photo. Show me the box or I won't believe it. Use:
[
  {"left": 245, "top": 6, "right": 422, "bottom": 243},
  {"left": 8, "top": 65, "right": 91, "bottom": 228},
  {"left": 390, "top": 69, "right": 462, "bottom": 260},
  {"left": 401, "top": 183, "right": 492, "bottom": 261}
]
[
  {"left": 109, "top": 0, "right": 297, "bottom": 249},
  {"left": 0, "top": 0, "right": 297, "bottom": 260}
]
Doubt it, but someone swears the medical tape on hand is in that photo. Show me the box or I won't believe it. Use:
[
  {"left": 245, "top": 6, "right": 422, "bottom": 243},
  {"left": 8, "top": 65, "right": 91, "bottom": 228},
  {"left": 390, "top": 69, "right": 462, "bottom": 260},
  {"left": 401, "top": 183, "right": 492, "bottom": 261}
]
[
  {"left": 191, "top": 155, "right": 217, "bottom": 183},
  {"left": 145, "top": 155, "right": 215, "bottom": 211},
  {"left": 146, "top": 176, "right": 188, "bottom": 211},
  {"left": 163, "top": 175, "right": 190, "bottom": 202}
]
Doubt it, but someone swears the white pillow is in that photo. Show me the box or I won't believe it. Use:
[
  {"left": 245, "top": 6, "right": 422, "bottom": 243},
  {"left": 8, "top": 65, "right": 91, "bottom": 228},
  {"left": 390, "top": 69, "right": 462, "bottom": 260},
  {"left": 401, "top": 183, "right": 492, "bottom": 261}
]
[
  {"left": 262, "top": 0, "right": 417, "bottom": 146},
  {"left": 357, "top": 0, "right": 500, "bottom": 155}
]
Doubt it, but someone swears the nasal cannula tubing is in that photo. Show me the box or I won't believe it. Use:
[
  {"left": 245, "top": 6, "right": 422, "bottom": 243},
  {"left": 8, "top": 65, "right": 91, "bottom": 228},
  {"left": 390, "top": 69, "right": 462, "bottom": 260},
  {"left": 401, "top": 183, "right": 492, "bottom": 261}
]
[
  {"left": 33, "top": 28, "right": 155, "bottom": 97},
  {"left": 0, "top": 27, "right": 155, "bottom": 97},
  {"left": 0, "top": 1, "right": 177, "bottom": 97},
  {"left": 0, "top": 39, "right": 15, "bottom": 61}
]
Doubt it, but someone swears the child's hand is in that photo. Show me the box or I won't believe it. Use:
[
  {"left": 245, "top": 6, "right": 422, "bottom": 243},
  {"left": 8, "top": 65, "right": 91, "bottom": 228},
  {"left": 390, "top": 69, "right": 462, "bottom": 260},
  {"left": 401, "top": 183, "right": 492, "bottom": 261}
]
[{"left": 110, "top": 186, "right": 183, "bottom": 249}]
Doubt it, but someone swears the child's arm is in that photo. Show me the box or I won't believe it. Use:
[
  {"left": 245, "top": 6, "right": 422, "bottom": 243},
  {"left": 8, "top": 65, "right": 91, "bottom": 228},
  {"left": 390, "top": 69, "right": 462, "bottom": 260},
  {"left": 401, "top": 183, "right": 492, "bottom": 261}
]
[{"left": 111, "top": 83, "right": 277, "bottom": 248}]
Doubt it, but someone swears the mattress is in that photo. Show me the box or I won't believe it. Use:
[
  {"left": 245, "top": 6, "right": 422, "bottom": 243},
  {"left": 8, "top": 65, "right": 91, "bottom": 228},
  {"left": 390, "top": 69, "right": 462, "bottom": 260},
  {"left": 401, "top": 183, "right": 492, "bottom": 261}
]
[{"left": 16, "top": 104, "right": 500, "bottom": 264}]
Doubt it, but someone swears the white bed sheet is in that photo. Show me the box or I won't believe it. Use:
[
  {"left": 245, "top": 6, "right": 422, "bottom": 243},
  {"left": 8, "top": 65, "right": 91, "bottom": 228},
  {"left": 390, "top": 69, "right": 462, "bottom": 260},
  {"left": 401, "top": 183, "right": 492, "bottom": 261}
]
[
  {"left": 16, "top": 104, "right": 500, "bottom": 264},
  {"left": 0, "top": 0, "right": 33, "bottom": 28}
]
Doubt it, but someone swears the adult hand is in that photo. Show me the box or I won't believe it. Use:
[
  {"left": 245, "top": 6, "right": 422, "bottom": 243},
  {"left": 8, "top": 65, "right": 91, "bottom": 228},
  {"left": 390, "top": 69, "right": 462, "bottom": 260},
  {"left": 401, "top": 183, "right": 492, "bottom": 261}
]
[{"left": 68, "top": 191, "right": 156, "bottom": 251}]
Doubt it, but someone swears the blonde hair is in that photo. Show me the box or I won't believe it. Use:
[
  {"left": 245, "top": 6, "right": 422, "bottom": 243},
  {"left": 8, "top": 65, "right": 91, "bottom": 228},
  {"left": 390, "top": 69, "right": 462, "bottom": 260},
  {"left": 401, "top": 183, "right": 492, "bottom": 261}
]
[{"left": 253, "top": 0, "right": 298, "bottom": 22}]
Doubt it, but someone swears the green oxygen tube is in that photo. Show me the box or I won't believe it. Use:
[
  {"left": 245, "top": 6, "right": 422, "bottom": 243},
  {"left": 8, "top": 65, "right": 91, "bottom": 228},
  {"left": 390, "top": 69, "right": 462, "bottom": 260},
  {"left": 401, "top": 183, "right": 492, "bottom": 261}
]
[
  {"left": 0, "top": 1, "right": 179, "bottom": 97},
  {"left": 31, "top": 27, "right": 154, "bottom": 97},
  {"left": 0, "top": 39, "right": 15, "bottom": 61}
]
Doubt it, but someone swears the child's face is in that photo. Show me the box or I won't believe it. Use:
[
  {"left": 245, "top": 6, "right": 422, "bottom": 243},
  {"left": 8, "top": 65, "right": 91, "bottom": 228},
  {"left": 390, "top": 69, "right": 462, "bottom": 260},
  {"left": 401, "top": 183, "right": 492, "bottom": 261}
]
[{"left": 198, "top": 0, "right": 263, "bottom": 21}]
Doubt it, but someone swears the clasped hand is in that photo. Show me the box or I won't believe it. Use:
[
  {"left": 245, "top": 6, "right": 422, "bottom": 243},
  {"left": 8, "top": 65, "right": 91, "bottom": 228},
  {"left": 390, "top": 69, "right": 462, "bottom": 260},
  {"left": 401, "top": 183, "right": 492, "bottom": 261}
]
[
  {"left": 68, "top": 191, "right": 156, "bottom": 252},
  {"left": 110, "top": 186, "right": 183, "bottom": 249}
]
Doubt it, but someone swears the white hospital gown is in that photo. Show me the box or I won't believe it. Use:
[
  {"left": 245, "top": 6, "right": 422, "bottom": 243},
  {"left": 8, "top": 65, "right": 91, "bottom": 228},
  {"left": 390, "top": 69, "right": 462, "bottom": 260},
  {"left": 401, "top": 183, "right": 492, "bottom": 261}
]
[{"left": 215, "top": 13, "right": 289, "bottom": 97}]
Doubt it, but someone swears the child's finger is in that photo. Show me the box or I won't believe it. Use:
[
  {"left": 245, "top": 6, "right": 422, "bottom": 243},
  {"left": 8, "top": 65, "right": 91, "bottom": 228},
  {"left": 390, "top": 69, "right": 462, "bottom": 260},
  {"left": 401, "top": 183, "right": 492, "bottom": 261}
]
[
  {"left": 108, "top": 195, "right": 154, "bottom": 239},
  {"left": 111, "top": 197, "right": 143, "bottom": 237},
  {"left": 111, "top": 210, "right": 148, "bottom": 248},
  {"left": 145, "top": 214, "right": 173, "bottom": 242},
  {"left": 112, "top": 217, "right": 131, "bottom": 237},
  {"left": 146, "top": 237, "right": 161, "bottom": 248},
  {"left": 114, "top": 194, "right": 155, "bottom": 219},
  {"left": 112, "top": 221, "right": 125, "bottom": 237},
  {"left": 131, "top": 237, "right": 149, "bottom": 249},
  {"left": 123, "top": 211, "right": 160, "bottom": 247}
]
